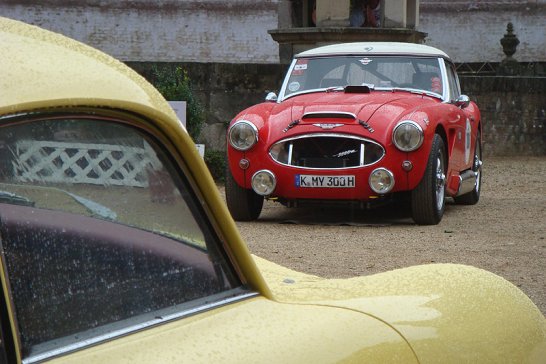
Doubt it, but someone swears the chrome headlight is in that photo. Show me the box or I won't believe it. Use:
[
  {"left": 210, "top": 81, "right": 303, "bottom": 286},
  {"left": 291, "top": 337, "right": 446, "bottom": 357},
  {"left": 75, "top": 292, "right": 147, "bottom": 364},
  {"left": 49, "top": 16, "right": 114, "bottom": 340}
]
[
  {"left": 251, "top": 170, "right": 276, "bottom": 196},
  {"left": 369, "top": 168, "right": 394, "bottom": 194},
  {"left": 228, "top": 120, "right": 258, "bottom": 151},
  {"left": 392, "top": 120, "right": 424, "bottom": 152}
]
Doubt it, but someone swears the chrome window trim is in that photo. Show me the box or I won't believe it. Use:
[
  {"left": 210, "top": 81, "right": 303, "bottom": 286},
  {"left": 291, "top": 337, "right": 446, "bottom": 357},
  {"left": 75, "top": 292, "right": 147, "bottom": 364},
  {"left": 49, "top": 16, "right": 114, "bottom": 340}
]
[
  {"left": 23, "top": 290, "right": 258, "bottom": 364},
  {"left": 278, "top": 58, "right": 298, "bottom": 102},
  {"left": 438, "top": 58, "right": 450, "bottom": 102},
  {"left": 269, "top": 133, "right": 385, "bottom": 170}
]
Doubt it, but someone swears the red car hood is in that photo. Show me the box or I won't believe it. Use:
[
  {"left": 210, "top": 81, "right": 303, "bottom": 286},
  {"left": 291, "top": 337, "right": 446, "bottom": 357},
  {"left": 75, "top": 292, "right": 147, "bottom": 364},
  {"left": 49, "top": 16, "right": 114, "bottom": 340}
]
[{"left": 262, "top": 91, "right": 438, "bottom": 142}]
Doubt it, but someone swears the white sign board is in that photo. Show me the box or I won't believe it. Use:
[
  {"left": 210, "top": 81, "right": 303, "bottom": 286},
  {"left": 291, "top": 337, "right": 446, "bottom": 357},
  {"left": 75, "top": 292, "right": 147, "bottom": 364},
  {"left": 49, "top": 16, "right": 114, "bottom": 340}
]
[{"left": 168, "top": 101, "right": 187, "bottom": 128}]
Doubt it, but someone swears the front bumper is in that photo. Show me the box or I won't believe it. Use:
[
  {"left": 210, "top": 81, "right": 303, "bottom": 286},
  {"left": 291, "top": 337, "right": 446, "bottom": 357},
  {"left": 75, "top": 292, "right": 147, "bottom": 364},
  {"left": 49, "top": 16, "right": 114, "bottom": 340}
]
[{"left": 229, "top": 151, "right": 421, "bottom": 203}]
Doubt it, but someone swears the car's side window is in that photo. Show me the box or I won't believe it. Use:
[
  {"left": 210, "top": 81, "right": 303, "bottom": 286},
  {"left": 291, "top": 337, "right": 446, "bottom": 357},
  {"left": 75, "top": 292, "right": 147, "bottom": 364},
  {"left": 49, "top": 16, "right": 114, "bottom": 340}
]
[{"left": 0, "top": 116, "right": 245, "bottom": 360}]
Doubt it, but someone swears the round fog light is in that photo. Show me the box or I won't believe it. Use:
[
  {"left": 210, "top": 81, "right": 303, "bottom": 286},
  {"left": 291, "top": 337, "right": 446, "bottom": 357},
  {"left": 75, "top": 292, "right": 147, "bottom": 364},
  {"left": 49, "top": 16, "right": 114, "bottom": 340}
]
[
  {"left": 369, "top": 168, "right": 394, "bottom": 194},
  {"left": 251, "top": 170, "right": 276, "bottom": 196}
]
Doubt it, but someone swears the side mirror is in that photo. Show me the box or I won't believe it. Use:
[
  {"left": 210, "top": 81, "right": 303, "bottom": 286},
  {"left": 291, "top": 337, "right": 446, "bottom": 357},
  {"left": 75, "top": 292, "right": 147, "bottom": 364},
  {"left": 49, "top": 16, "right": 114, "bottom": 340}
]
[
  {"left": 265, "top": 92, "right": 278, "bottom": 102},
  {"left": 455, "top": 95, "right": 470, "bottom": 109}
]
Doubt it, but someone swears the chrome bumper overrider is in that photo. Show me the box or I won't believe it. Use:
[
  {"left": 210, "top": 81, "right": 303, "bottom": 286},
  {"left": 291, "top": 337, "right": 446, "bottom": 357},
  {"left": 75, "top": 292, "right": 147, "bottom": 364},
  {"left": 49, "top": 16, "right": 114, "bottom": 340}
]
[{"left": 456, "top": 169, "right": 478, "bottom": 196}]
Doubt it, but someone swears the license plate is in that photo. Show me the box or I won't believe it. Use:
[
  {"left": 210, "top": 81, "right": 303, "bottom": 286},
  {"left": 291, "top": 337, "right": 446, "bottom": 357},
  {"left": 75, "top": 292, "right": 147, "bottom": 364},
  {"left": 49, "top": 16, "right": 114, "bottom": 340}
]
[{"left": 296, "top": 175, "right": 355, "bottom": 188}]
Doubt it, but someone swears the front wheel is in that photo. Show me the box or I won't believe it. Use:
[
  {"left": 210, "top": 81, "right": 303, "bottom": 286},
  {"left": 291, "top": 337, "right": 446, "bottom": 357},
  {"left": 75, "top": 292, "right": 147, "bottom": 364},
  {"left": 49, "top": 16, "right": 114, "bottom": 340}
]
[
  {"left": 454, "top": 131, "right": 482, "bottom": 205},
  {"left": 411, "top": 134, "right": 446, "bottom": 225},
  {"left": 225, "top": 167, "right": 263, "bottom": 221}
]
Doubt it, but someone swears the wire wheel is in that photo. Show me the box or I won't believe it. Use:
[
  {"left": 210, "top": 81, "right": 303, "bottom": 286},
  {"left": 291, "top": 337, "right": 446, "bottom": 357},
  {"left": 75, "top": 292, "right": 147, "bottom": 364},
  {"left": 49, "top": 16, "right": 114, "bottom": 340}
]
[{"left": 411, "top": 134, "right": 446, "bottom": 225}]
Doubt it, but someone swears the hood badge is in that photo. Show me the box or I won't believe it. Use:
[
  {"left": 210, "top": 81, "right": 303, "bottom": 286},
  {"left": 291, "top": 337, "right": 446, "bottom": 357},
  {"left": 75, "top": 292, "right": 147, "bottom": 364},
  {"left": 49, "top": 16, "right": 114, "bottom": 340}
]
[{"left": 312, "top": 123, "right": 344, "bottom": 130}]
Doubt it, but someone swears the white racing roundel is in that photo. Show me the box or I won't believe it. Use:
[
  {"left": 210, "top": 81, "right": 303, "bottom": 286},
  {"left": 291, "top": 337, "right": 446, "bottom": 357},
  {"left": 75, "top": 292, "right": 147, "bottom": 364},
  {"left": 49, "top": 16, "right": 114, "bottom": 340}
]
[{"left": 465, "top": 118, "right": 472, "bottom": 164}]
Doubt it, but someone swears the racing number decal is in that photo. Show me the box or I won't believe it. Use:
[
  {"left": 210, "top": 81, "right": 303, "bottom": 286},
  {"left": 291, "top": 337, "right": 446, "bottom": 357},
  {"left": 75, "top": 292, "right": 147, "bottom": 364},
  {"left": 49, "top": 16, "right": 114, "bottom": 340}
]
[{"left": 465, "top": 118, "right": 472, "bottom": 165}]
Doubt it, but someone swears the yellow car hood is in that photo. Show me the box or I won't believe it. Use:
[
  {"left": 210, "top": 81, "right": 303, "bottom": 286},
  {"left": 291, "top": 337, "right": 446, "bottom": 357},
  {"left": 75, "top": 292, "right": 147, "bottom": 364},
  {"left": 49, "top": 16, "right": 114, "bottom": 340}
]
[{"left": 253, "top": 256, "right": 546, "bottom": 363}]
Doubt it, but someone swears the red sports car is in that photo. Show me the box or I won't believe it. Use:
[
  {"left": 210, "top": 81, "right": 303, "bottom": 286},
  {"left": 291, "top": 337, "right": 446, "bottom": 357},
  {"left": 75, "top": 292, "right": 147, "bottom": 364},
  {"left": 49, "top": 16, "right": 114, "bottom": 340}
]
[{"left": 226, "top": 42, "right": 482, "bottom": 225}]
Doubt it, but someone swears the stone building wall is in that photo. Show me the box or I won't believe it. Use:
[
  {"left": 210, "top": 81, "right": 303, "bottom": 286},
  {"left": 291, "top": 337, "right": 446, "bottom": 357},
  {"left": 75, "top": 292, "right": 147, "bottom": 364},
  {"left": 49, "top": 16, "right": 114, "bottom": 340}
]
[
  {"left": 419, "top": 0, "right": 546, "bottom": 63},
  {"left": 1, "top": 0, "right": 280, "bottom": 63},
  {"left": 3, "top": 0, "right": 545, "bottom": 64},
  {"left": 461, "top": 76, "right": 546, "bottom": 156}
]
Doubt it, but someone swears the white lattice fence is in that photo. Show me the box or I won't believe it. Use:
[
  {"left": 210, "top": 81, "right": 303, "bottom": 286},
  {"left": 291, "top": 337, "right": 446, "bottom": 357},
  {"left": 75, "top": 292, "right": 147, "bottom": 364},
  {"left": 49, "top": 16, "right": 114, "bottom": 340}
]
[{"left": 12, "top": 141, "right": 154, "bottom": 187}]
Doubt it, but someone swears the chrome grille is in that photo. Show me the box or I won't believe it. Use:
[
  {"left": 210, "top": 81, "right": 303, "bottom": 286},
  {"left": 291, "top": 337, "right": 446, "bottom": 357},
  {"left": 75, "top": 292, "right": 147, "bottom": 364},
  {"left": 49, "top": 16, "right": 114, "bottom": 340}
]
[{"left": 269, "top": 134, "right": 384, "bottom": 169}]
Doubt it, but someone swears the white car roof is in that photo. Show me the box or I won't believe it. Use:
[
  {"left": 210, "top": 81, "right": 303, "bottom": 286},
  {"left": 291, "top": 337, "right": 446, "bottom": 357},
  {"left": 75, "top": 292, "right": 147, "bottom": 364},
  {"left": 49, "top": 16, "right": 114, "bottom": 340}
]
[{"left": 296, "top": 42, "right": 451, "bottom": 60}]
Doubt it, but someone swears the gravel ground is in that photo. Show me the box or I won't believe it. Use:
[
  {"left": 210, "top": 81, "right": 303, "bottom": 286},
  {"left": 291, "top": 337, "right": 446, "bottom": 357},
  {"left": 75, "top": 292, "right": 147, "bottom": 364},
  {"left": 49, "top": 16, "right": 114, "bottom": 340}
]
[{"left": 221, "top": 157, "right": 546, "bottom": 315}]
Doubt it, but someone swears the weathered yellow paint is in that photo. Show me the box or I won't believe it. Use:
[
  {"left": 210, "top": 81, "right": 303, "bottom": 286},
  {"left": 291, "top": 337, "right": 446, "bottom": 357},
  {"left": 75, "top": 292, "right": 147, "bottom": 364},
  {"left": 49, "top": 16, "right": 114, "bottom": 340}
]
[
  {"left": 254, "top": 256, "right": 546, "bottom": 363},
  {"left": 49, "top": 297, "right": 417, "bottom": 364}
]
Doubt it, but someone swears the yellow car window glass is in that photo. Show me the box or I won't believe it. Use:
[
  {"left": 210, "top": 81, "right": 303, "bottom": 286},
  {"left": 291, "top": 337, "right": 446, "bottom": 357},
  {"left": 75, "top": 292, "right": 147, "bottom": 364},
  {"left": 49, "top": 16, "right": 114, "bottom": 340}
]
[{"left": 0, "top": 115, "right": 245, "bottom": 360}]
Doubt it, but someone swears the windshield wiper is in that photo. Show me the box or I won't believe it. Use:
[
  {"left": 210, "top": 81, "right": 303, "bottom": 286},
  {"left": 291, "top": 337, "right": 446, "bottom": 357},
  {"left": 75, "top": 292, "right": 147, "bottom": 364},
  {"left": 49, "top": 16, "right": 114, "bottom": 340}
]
[
  {"left": 62, "top": 191, "right": 117, "bottom": 221},
  {"left": 325, "top": 86, "right": 345, "bottom": 92},
  {"left": 281, "top": 87, "right": 342, "bottom": 101},
  {"left": 0, "top": 190, "right": 35, "bottom": 207},
  {"left": 389, "top": 87, "right": 443, "bottom": 100},
  {"left": 0, "top": 184, "right": 116, "bottom": 221}
]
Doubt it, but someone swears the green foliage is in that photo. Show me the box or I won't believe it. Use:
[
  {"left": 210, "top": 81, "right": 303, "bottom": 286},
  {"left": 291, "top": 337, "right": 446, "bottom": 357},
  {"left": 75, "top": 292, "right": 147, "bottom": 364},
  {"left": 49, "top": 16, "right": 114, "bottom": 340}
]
[
  {"left": 204, "top": 150, "right": 226, "bottom": 183},
  {"left": 152, "top": 66, "right": 205, "bottom": 141}
]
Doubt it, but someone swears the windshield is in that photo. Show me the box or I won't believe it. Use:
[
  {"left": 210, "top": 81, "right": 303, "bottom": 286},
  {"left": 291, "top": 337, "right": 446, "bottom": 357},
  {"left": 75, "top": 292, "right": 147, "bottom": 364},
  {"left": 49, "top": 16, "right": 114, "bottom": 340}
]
[{"left": 281, "top": 56, "right": 443, "bottom": 99}]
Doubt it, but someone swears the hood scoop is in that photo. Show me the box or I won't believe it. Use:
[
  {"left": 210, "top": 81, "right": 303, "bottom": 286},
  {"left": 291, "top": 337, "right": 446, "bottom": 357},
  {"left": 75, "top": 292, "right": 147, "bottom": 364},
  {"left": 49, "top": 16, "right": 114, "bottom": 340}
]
[{"left": 301, "top": 111, "right": 356, "bottom": 121}]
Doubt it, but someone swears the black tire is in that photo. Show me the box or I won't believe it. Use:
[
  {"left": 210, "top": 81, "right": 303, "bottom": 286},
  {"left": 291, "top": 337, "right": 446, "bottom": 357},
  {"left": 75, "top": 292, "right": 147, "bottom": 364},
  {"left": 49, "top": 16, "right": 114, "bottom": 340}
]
[
  {"left": 454, "top": 131, "right": 482, "bottom": 205},
  {"left": 411, "top": 134, "right": 446, "bottom": 225},
  {"left": 225, "top": 167, "right": 263, "bottom": 221}
]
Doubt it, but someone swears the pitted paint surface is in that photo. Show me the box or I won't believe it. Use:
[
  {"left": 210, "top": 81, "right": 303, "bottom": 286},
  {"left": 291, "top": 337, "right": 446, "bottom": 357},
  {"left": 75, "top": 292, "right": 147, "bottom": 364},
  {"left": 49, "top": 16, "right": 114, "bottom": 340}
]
[
  {"left": 50, "top": 298, "right": 417, "bottom": 364},
  {"left": 253, "top": 255, "right": 546, "bottom": 363}
]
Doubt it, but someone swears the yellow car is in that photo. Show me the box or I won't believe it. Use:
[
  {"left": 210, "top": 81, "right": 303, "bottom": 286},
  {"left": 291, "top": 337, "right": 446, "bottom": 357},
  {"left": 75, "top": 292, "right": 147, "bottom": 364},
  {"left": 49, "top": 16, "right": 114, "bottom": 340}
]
[{"left": 0, "top": 17, "right": 544, "bottom": 364}]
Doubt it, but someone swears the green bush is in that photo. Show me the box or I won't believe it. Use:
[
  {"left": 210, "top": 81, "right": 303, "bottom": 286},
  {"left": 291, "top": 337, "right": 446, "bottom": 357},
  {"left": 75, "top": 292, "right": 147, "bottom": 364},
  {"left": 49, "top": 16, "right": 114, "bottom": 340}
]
[
  {"left": 204, "top": 150, "right": 226, "bottom": 183},
  {"left": 151, "top": 66, "right": 205, "bottom": 141},
  {"left": 151, "top": 66, "right": 226, "bottom": 182}
]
